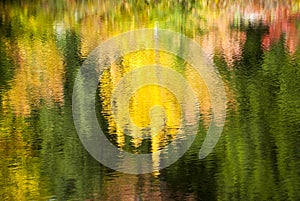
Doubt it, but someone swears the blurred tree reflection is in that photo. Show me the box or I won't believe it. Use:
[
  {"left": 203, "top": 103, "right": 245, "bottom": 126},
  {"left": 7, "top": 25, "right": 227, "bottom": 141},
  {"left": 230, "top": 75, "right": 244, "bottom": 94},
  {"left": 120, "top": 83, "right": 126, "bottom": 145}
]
[{"left": 0, "top": 0, "right": 300, "bottom": 200}]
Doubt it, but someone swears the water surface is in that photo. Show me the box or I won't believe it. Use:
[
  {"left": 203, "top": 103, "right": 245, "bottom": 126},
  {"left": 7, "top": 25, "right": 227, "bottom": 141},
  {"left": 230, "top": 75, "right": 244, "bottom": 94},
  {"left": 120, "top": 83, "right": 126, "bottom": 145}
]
[{"left": 0, "top": 1, "right": 300, "bottom": 200}]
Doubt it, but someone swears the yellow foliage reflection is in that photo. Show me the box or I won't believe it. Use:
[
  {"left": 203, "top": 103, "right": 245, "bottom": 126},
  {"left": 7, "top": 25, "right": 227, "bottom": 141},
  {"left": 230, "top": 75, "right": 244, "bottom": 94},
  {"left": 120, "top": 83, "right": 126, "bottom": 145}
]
[
  {"left": 99, "top": 49, "right": 211, "bottom": 174},
  {"left": 3, "top": 37, "right": 64, "bottom": 116}
]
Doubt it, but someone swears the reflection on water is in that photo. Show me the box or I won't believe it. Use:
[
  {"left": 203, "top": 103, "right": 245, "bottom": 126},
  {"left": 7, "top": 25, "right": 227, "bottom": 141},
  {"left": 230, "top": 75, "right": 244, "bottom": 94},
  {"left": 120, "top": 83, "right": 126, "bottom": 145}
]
[
  {"left": 99, "top": 50, "right": 210, "bottom": 153},
  {"left": 0, "top": 1, "right": 300, "bottom": 200}
]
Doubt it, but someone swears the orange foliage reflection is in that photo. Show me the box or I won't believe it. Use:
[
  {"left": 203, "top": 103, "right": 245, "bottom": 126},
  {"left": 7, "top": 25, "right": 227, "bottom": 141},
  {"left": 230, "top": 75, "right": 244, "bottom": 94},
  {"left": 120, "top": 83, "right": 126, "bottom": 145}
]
[{"left": 3, "top": 38, "right": 64, "bottom": 116}]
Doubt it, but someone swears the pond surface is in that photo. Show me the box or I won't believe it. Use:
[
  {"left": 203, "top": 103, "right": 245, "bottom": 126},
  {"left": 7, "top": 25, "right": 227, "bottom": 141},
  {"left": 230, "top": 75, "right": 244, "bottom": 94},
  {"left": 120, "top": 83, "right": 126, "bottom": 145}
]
[{"left": 0, "top": 1, "right": 300, "bottom": 200}]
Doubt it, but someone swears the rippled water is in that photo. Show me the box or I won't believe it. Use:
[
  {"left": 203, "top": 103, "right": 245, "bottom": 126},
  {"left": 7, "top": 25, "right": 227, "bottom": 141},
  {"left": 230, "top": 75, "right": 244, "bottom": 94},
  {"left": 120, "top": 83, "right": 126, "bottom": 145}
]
[{"left": 1, "top": 1, "right": 300, "bottom": 200}]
